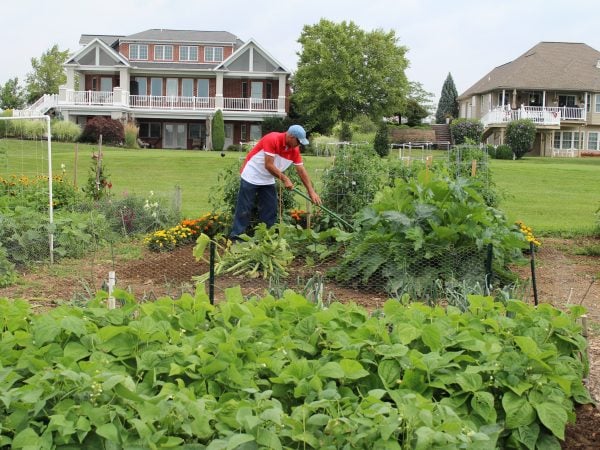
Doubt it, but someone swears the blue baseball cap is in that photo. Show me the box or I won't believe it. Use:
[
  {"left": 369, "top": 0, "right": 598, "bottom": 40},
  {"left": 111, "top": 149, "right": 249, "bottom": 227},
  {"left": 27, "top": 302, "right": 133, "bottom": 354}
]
[{"left": 287, "top": 125, "right": 309, "bottom": 146}]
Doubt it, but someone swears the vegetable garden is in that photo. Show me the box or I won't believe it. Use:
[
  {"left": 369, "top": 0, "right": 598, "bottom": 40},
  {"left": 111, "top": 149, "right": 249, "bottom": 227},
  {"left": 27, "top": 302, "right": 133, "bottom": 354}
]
[{"left": 0, "top": 125, "right": 598, "bottom": 448}]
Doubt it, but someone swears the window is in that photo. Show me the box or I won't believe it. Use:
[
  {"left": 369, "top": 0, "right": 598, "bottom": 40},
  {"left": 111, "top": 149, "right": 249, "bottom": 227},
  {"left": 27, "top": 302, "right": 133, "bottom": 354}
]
[
  {"left": 150, "top": 78, "right": 163, "bottom": 96},
  {"left": 189, "top": 123, "right": 205, "bottom": 139},
  {"left": 265, "top": 82, "right": 272, "bottom": 99},
  {"left": 241, "top": 124, "right": 247, "bottom": 141},
  {"left": 135, "top": 77, "right": 147, "bottom": 96},
  {"left": 250, "top": 125, "right": 262, "bottom": 141},
  {"left": 139, "top": 122, "right": 161, "bottom": 138},
  {"left": 197, "top": 79, "right": 209, "bottom": 98},
  {"left": 100, "top": 77, "right": 112, "bottom": 92},
  {"left": 241, "top": 81, "right": 248, "bottom": 98},
  {"left": 129, "top": 44, "right": 148, "bottom": 60},
  {"left": 588, "top": 132, "right": 599, "bottom": 151},
  {"left": 179, "top": 46, "right": 198, "bottom": 61},
  {"left": 558, "top": 95, "right": 576, "bottom": 107},
  {"left": 166, "top": 78, "right": 178, "bottom": 97},
  {"left": 205, "top": 46, "right": 223, "bottom": 62},
  {"left": 596, "top": 94, "right": 600, "bottom": 113},
  {"left": 586, "top": 93, "right": 591, "bottom": 112},
  {"left": 182, "top": 79, "right": 193, "bottom": 97},
  {"left": 553, "top": 131, "right": 580, "bottom": 149},
  {"left": 154, "top": 45, "right": 173, "bottom": 61}
]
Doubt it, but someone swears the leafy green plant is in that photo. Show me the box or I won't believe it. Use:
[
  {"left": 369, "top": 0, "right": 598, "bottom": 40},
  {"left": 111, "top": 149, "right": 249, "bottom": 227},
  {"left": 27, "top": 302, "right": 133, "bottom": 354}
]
[
  {"left": 0, "top": 292, "right": 590, "bottom": 449},
  {"left": 51, "top": 119, "right": 81, "bottom": 142},
  {"left": 123, "top": 121, "right": 139, "bottom": 148},
  {"left": 506, "top": 119, "right": 536, "bottom": 159},
  {"left": 82, "top": 154, "right": 112, "bottom": 201},
  {"left": 373, "top": 120, "right": 390, "bottom": 157},
  {"left": 450, "top": 118, "right": 483, "bottom": 144},
  {"left": 320, "top": 146, "right": 385, "bottom": 222},
  {"left": 79, "top": 116, "right": 124, "bottom": 145},
  {"left": 0, "top": 244, "right": 17, "bottom": 287},
  {"left": 211, "top": 109, "right": 225, "bottom": 151},
  {"left": 334, "top": 170, "right": 526, "bottom": 299},
  {"left": 494, "top": 144, "right": 513, "bottom": 160}
]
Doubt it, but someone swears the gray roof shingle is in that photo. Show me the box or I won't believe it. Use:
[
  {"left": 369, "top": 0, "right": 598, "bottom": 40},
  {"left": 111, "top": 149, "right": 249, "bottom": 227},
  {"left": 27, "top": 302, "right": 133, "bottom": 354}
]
[
  {"left": 123, "top": 29, "right": 239, "bottom": 45},
  {"left": 459, "top": 42, "right": 600, "bottom": 99}
]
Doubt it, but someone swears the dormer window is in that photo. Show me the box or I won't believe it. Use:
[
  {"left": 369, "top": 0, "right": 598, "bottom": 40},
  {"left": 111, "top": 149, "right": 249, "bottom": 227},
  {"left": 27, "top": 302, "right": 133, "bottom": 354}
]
[
  {"left": 154, "top": 45, "right": 173, "bottom": 61},
  {"left": 129, "top": 44, "right": 148, "bottom": 60},
  {"left": 205, "top": 47, "right": 223, "bottom": 62},
  {"left": 179, "top": 46, "right": 198, "bottom": 61}
]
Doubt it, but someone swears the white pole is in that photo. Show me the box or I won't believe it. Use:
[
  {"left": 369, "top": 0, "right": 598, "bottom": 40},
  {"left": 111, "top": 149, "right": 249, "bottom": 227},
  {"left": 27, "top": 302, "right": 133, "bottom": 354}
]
[
  {"left": 46, "top": 116, "right": 54, "bottom": 264},
  {"left": 107, "top": 271, "right": 116, "bottom": 309}
]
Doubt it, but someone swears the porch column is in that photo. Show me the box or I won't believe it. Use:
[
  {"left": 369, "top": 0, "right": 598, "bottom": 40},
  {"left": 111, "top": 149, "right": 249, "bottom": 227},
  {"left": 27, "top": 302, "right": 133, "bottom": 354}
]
[
  {"left": 542, "top": 91, "right": 546, "bottom": 107},
  {"left": 119, "top": 68, "right": 130, "bottom": 105},
  {"left": 278, "top": 74, "right": 286, "bottom": 113},
  {"left": 215, "top": 72, "right": 224, "bottom": 110},
  {"left": 206, "top": 116, "right": 213, "bottom": 150},
  {"left": 511, "top": 89, "right": 517, "bottom": 109},
  {"left": 65, "top": 67, "right": 75, "bottom": 90},
  {"left": 501, "top": 89, "right": 505, "bottom": 106}
]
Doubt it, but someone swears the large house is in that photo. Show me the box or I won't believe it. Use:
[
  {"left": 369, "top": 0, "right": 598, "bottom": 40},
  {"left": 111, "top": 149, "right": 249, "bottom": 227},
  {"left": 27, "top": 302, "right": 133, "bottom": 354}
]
[
  {"left": 23, "top": 29, "right": 291, "bottom": 149},
  {"left": 458, "top": 42, "right": 600, "bottom": 156}
]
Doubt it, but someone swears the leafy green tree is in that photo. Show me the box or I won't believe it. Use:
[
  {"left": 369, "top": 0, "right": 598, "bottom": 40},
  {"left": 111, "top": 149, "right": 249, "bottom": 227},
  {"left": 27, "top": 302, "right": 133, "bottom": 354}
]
[
  {"left": 450, "top": 118, "right": 483, "bottom": 144},
  {"left": 506, "top": 119, "right": 536, "bottom": 159},
  {"left": 294, "top": 19, "right": 409, "bottom": 134},
  {"left": 211, "top": 109, "right": 225, "bottom": 151},
  {"left": 404, "top": 99, "right": 430, "bottom": 126},
  {"left": 0, "top": 77, "right": 26, "bottom": 110},
  {"left": 397, "top": 81, "right": 434, "bottom": 124},
  {"left": 435, "top": 73, "right": 459, "bottom": 124},
  {"left": 373, "top": 121, "right": 390, "bottom": 157},
  {"left": 25, "top": 44, "right": 69, "bottom": 103},
  {"left": 338, "top": 122, "right": 352, "bottom": 142}
]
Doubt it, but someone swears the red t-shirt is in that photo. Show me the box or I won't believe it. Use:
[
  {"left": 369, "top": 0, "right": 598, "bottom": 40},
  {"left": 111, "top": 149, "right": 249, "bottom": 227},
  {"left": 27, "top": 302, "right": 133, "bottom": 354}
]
[{"left": 240, "top": 132, "right": 303, "bottom": 185}]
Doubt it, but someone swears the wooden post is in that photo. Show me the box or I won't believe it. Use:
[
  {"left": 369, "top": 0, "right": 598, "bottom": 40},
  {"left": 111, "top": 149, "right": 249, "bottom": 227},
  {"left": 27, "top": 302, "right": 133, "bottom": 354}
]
[
  {"left": 425, "top": 155, "right": 433, "bottom": 182},
  {"left": 107, "top": 270, "right": 116, "bottom": 309},
  {"left": 471, "top": 160, "right": 477, "bottom": 177}
]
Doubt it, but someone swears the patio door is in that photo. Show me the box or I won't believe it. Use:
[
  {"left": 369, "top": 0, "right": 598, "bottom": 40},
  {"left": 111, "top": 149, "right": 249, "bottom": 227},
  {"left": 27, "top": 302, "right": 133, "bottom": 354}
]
[
  {"left": 224, "top": 124, "right": 233, "bottom": 148},
  {"left": 164, "top": 123, "right": 187, "bottom": 149}
]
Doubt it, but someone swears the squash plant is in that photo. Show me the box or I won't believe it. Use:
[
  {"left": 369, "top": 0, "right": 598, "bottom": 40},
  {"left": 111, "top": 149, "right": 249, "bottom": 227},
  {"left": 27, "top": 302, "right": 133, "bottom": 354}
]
[{"left": 333, "top": 170, "right": 526, "bottom": 299}]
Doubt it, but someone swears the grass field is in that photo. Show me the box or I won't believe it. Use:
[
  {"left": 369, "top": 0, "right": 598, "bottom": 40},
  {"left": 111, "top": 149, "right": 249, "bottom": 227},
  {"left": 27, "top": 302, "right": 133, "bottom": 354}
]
[{"left": 1, "top": 139, "right": 598, "bottom": 234}]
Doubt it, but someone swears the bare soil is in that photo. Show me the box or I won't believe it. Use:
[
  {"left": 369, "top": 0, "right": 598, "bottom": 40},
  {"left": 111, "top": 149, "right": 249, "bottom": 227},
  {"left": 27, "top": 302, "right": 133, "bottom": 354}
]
[{"left": 1, "top": 237, "right": 599, "bottom": 448}]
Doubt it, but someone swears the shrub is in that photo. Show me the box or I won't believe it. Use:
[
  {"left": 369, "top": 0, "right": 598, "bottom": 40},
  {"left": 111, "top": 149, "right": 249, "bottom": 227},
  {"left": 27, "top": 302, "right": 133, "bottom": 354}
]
[
  {"left": 51, "top": 119, "right": 81, "bottom": 142},
  {"left": 506, "top": 119, "right": 536, "bottom": 159},
  {"left": 124, "top": 122, "right": 139, "bottom": 148},
  {"left": 338, "top": 121, "right": 353, "bottom": 142},
  {"left": 0, "top": 245, "right": 17, "bottom": 287},
  {"left": 211, "top": 109, "right": 225, "bottom": 151},
  {"left": 261, "top": 116, "right": 294, "bottom": 134},
  {"left": 494, "top": 144, "right": 513, "bottom": 160},
  {"left": 450, "top": 118, "right": 483, "bottom": 144},
  {"left": 79, "top": 116, "right": 124, "bottom": 145},
  {"left": 373, "top": 121, "right": 390, "bottom": 157}
]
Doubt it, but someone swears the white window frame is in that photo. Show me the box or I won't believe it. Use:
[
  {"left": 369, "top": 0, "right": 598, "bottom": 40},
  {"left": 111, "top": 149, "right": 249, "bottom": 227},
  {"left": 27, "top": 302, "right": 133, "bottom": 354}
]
[
  {"left": 587, "top": 131, "right": 599, "bottom": 151},
  {"left": 166, "top": 78, "right": 178, "bottom": 97},
  {"left": 595, "top": 94, "right": 600, "bottom": 113},
  {"left": 129, "top": 44, "right": 148, "bottom": 60},
  {"left": 553, "top": 131, "right": 580, "bottom": 149},
  {"left": 181, "top": 79, "right": 193, "bottom": 97},
  {"left": 154, "top": 45, "right": 173, "bottom": 61},
  {"left": 179, "top": 46, "right": 198, "bottom": 61},
  {"left": 204, "top": 46, "right": 224, "bottom": 62}
]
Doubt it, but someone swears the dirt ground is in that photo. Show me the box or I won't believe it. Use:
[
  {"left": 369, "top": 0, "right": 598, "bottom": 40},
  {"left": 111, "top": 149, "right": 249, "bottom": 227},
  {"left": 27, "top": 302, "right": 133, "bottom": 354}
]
[{"left": 1, "top": 237, "right": 599, "bottom": 448}]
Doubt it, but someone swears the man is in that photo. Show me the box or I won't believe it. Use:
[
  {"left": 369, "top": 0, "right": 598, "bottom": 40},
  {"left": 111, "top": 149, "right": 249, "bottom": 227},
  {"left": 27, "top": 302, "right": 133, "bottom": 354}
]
[{"left": 229, "top": 124, "right": 321, "bottom": 240}]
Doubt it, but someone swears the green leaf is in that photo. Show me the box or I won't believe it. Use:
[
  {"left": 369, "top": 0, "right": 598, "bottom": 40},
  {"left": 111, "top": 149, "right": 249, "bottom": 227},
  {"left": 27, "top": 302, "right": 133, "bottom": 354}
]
[
  {"left": 62, "top": 341, "right": 90, "bottom": 361},
  {"left": 471, "top": 391, "right": 496, "bottom": 423},
  {"left": 511, "top": 423, "right": 539, "bottom": 450},
  {"left": 256, "top": 428, "right": 282, "bottom": 450},
  {"left": 340, "top": 359, "right": 369, "bottom": 379},
  {"left": 456, "top": 373, "right": 483, "bottom": 392},
  {"left": 11, "top": 428, "right": 41, "bottom": 449},
  {"left": 60, "top": 315, "right": 88, "bottom": 336},
  {"left": 534, "top": 402, "right": 567, "bottom": 440},
  {"left": 378, "top": 359, "right": 402, "bottom": 388},
  {"left": 317, "top": 361, "right": 344, "bottom": 379},
  {"left": 96, "top": 423, "right": 120, "bottom": 443},
  {"left": 502, "top": 392, "right": 536, "bottom": 429},
  {"left": 226, "top": 433, "right": 254, "bottom": 449},
  {"left": 421, "top": 324, "right": 442, "bottom": 351}
]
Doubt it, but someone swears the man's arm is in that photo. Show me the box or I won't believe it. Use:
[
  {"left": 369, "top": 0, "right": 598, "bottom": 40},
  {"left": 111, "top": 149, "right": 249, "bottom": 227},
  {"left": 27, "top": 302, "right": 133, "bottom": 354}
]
[
  {"left": 264, "top": 155, "right": 294, "bottom": 189},
  {"left": 295, "top": 165, "right": 322, "bottom": 205}
]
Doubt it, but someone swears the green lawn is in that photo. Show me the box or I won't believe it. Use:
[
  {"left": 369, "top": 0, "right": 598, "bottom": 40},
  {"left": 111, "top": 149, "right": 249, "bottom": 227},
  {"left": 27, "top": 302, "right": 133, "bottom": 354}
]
[{"left": 1, "top": 139, "right": 598, "bottom": 234}]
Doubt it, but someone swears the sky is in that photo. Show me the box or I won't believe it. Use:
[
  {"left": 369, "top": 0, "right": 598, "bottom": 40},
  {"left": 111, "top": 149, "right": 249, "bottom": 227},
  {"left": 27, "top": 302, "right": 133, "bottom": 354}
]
[{"left": 2, "top": 0, "right": 600, "bottom": 104}]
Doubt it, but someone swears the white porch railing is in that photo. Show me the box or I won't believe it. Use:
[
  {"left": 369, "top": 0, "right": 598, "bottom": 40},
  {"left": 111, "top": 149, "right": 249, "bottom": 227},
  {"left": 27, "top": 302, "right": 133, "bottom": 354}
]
[
  {"left": 130, "top": 95, "right": 215, "bottom": 110},
  {"left": 67, "top": 90, "right": 114, "bottom": 105},
  {"left": 13, "top": 94, "right": 58, "bottom": 117},
  {"left": 482, "top": 106, "right": 585, "bottom": 127},
  {"left": 223, "top": 97, "right": 278, "bottom": 111}
]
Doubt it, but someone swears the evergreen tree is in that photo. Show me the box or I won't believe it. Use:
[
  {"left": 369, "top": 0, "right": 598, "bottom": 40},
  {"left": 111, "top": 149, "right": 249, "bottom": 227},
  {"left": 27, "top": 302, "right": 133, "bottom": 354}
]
[
  {"left": 373, "top": 121, "right": 390, "bottom": 157},
  {"left": 211, "top": 109, "right": 225, "bottom": 151},
  {"left": 435, "top": 73, "right": 459, "bottom": 124}
]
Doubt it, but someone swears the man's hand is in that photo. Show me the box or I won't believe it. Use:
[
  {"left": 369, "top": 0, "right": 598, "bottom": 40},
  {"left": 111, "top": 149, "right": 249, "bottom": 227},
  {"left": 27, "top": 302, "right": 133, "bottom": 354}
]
[{"left": 309, "top": 190, "right": 322, "bottom": 205}]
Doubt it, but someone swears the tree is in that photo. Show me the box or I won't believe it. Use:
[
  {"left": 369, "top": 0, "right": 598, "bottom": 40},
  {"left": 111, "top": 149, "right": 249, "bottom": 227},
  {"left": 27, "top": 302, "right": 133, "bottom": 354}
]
[
  {"left": 0, "top": 77, "right": 26, "bottom": 110},
  {"left": 435, "top": 73, "right": 459, "bottom": 124},
  {"left": 25, "top": 44, "right": 69, "bottom": 103},
  {"left": 396, "top": 81, "right": 434, "bottom": 124},
  {"left": 373, "top": 121, "right": 390, "bottom": 157},
  {"left": 294, "top": 19, "right": 409, "bottom": 134},
  {"left": 506, "top": 119, "right": 536, "bottom": 159},
  {"left": 211, "top": 110, "right": 225, "bottom": 151}
]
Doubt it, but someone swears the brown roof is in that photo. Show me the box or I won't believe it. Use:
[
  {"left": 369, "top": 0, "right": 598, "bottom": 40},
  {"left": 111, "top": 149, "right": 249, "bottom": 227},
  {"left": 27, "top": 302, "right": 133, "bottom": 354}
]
[{"left": 459, "top": 42, "right": 600, "bottom": 99}]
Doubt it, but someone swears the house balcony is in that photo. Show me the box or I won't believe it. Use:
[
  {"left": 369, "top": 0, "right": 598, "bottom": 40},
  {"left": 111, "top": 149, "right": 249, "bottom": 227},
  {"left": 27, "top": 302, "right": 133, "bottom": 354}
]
[{"left": 481, "top": 106, "right": 585, "bottom": 128}]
